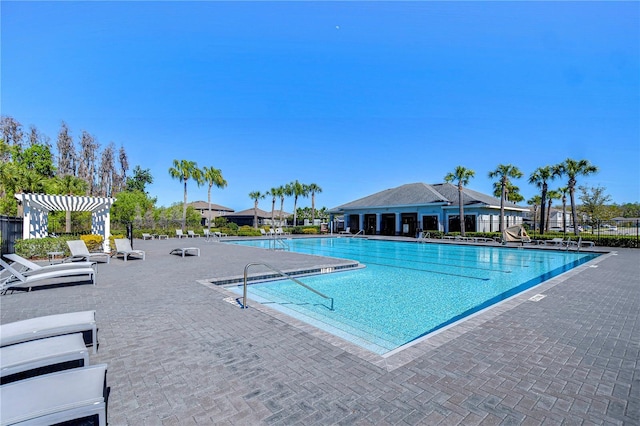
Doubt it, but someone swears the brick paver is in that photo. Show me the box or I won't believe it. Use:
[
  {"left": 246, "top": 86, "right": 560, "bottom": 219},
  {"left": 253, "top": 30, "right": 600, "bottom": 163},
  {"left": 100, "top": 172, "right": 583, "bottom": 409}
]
[{"left": 1, "top": 237, "right": 638, "bottom": 425}]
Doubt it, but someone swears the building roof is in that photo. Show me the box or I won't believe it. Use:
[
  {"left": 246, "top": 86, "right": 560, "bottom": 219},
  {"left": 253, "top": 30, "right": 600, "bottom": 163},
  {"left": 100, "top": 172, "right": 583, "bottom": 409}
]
[
  {"left": 187, "top": 201, "right": 234, "bottom": 212},
  {"left": 226, "top": 208, "right": 291, "bottom": 218},
  {"left": 331, "top": 182, "right": 524, "bottom": 212}
]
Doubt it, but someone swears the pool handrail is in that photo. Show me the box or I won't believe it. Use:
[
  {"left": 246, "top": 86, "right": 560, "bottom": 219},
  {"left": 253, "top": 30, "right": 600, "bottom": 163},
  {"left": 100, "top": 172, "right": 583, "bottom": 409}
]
[{"left": 242, "top": 262, "right": 334, "bottom": 311}]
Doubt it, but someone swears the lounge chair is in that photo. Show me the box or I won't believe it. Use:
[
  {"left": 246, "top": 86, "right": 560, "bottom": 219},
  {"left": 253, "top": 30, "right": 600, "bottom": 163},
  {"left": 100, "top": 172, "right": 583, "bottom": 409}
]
[
  {"left": 0, "top": 310, "right": 98, "bottom": 353},
  {"left": 113, "top": 239, "right": 145, "bottom": 262},
  {"left": 1, "top": 259, "right": 96, "bottom": 294},
  {"left": 142, "top": 233, "right": 154, "bottom": 240},
  {"left": 187, "top": 230, "right": 200, "bottom": 238},
  {"left": 175, "top": 229, "right": 186, "bottom": 238},
  {"left": 0, "top": 363, "right": 109, "bottom": 426},
  {"left": 260, "top": 229, "right": 268, "bottom": 237},
  {"left": 0, "top": 333, "right": 89, "bottom": 385},
  {"left": 3, "top": 253, "right": 96, "bottom": 274},
  {"left": 214, "top": 231, "right": 228, "bottom": 237},
  {"left": 66, "top": 240, "right": 110, "bottom": 264},
  {"left": 170, "top": 247, "right": 200, "bottom": 257},
  {"left": 339, "top": 227, "right": 351, "bottom": 235},
  {"left": 545, "top": 237, "right": 565, "bottom": 246}
]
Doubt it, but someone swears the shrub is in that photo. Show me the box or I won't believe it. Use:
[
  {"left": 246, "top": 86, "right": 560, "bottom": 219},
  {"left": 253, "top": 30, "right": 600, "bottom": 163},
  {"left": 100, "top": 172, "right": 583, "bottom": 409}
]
[
  {"left": 80, "top": 234, "right": 103, "bottom": 252},
  {"left": 237, "top": 226, "right": 261, "bottom": 237},
  {"left": 302, "top": 227, "right": 318, "bottom": 234}
]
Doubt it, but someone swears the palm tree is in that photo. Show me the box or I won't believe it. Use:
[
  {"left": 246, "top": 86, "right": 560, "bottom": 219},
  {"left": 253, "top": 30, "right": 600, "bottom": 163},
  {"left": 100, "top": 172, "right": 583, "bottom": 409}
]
[
  {"left": 488, "top": 164, "right": 523, "bottom": 233},
  {"left": 558, "top": 186, "right": 569, "bottom": 232},
  {"left": 168, "top": 159, "right": 202, "bottom": 231},
  {"left": 527, "top": 195, "right": 542, "bottom": 234},
  {"left": 266, "top": 187, "right": 280, "bottom": 227},
  {"left": 201, "top": 166, "right": 227, "bottom": 232},
  {"left": 248, "top": 191, "right": 265, "bottom": 229},
  {"left": 528, "top": 166, "right": 555, "bottom": 234},
  {"left": 279, "top": 184, "right": 290, "bottom": 226},
  {"left": 554, "top": 159, "right": 598, "bottom": 235},
  {"left": 288, "top": 180, "right": 309, "bottom": 227},
  {"left": 444, "top": 166, "right": 475, "bottom": 236},
  {"left": 307, "top": 183, "right": 323, "bottom": 224},
  {"left": 545, "top": 189, "right": 562, "bottom": 233}
]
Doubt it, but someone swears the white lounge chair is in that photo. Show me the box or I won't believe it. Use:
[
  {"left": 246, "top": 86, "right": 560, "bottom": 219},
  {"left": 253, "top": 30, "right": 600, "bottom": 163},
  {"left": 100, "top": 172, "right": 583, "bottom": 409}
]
[
  {"left": 170, "top": 247, "right": 200, "bottom": 257},
  {"left": 142, "top": 233, "right": 154, "bottom": 240},
  {"left": 0, "top": 310, "right": 98, "bottom": 354},
  {"left": 66, "top": 240, "right": 110, "bottom": 264},
  {"left": 0, "top": 333, "right": 89, "bottom": 385},
  {"left": 3, "top": 253, "right": 95, "bottom": 273},
  {"left": 339, "top": 227, "right": 351, "bottom": 235},
  {"left": 260, "top": 229, "right": 268, "bottom": 237},
  {"left": 113, "top": 239, "right": 145, "bottom": 262},
  {"left": 176, "top": 229, "right": 186, "bottom": 238},
  {"left": 187, "top": 230, "right": 200, "bottom": 238},
  {"left": 1, "top": 259, "right": 96, "bottom": 294},
  {"left": 0, "top": 363, "right": 109, "bottom": 426}
]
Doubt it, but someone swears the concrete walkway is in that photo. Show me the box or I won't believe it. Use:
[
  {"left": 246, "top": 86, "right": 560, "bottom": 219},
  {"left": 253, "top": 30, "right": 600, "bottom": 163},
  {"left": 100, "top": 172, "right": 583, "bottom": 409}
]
[{"left": 1, "top": 237, "right": 638, "bottom": 425}]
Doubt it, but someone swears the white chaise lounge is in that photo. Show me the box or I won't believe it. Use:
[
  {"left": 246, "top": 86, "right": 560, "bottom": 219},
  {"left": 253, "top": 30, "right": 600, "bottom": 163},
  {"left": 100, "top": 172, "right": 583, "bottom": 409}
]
[
  {"left": 114, "top": 239, "right": 145, "bottom": 262},
  {"left": 0, "top": 333, "right": 89, "bottom": 385},
  {"left": 1, "top": 259, "right": 96, "bottom": 294},
  {"left": 0, "top": 363, "right": 109, "bottom": 426},
  {"left": 0, "top": 310, "right": 98, "bottom": 354},
  {"left": 3, "top": 253, "right": 95, "bottom": 273},
  {"left": 67, "top": 240, "right": 110, "bottom": 264}
]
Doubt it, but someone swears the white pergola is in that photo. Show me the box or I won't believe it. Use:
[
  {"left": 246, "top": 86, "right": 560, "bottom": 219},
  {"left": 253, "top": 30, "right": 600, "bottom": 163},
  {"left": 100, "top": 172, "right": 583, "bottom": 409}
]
[{"left": 14, "top": 193, "right": 116, "bottom": 253}]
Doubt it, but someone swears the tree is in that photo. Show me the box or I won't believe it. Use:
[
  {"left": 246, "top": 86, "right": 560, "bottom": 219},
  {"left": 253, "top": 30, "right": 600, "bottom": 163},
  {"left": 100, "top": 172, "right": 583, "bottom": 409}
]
[
  {"left": 289, "top": 180, "right": 309, "bottom": 227},
  {"left": 277, "top": 185, "right": 287, "bottom": 226},
  {"left": 444, "top": 166, "right": 475, "bottom": 236},
  {"left": 307, "top": 183, "right": 323, "bottom": 223},
  {"left": 545, "top": 189, "right": 562, "bottom": 233},
  {"left": 248, "top": 191, "right": 265, "bottom": 229},
  {"left": 126, "top": 166, "right": 154, "bottom": 194},
  {"left": 15, "top": 143, "right": 56, "bottom": 178},
  {"left": 202, "top": 166, "right": 227, "bottom": 232},
  {"left": 115, "top": 145, "right": 129, "bottom": 194},
  {"left": 558, "top": 186, "right": 569, "bottom": 232},
  {"left": 168, "top": 159, "right": 202, "bottom": 231},
  {"left": 488, "top": 164, "right": 523, "bottom": 232},
  {"left": 77, "top": 130, "right": 100, "bottom": 195},
  {"left": 528, "top": 166, "right": 556, "bottom": 235},
  {"left": 554, "top": 159, "right": 599, "bottom": 235},
  {"left": 267, "top": 187, "right": 279, "bottom": 227},
  {"left": 54, "top": 175, "right": 89, "bottom": 232},
  {"left": 97, "top": 142, "right": 116, "bottom": 197},
  {"left": 578, "top": 185, "right": 613, "bottom": 224},
  {"left": 56, "top": 121, "right": 76, "bottom": 177},
  {"left": 527, "top": 195, "right": 542, "bottom": 234},
  {"left": 0, "top": 115, "right": 24, "bottom": 154},
  {"left": 111, "top": 190, "right": 155, "bottom": 226},
  {"left": 282, "top": 183, "right": 294, "bottom": 226}
]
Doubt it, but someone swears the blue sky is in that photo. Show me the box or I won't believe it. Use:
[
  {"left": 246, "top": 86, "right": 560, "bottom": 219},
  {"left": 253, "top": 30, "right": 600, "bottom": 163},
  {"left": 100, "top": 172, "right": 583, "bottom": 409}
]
[{"left": 3, "top": 1, "right": 639, "bottom": 212}]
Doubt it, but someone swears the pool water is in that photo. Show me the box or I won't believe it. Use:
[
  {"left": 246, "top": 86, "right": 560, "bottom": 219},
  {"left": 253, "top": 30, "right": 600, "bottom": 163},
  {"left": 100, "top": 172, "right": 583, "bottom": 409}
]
[{"left": 228, "top": 238, "right": 598, "bottom": 354}]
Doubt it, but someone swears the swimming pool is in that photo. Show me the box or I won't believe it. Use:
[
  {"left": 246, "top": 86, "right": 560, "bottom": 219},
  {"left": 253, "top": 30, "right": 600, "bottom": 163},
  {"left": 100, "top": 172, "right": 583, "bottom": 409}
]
[{"left": 227, "top": 238, "right": 598, "bottom": 354}]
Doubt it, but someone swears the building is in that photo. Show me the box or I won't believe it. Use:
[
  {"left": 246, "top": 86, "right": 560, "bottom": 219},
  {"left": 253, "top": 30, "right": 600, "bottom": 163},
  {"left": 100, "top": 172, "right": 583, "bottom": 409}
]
[
  {"left": 224, "top": 208, "right": 291, "bottom": 228},
  {"left": 187, "top": 201, "right": 234, "bottom": 227},
  {"left": 329, "top": 182, "right": 528, "bottom": 236}
]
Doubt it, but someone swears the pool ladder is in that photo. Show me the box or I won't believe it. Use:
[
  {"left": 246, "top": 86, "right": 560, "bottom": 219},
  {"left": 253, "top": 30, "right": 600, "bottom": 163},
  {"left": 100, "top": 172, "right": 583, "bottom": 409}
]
[{"left": 242, "top": 262, "right": 334, "bottom": 311}]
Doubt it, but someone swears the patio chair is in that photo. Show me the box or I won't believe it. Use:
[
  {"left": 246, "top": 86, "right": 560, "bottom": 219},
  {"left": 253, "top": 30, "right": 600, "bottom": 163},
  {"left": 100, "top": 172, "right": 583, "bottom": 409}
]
[
  {"left": 66, "top": 240, "right": 110, "bottom": 264},
  {"left": 339, "top": 227, "right": 351, "bottom": 235},
  {"left": 0, "top": 363, "right": 109, "bottom": 426},
  {"left": 142, "top": 233, "right": 154, "bottom": 240},
  {"left": 260, "top": 229, "right": 268, "bottom": 237},
  {"left": 1, "top": 333, "right": 89, "bottom": 385},
  {"left": 187, "top": 230, "right": 200, "bottom": 238},
  {"left": 1, "top": 259, "right": 96, "bottom": 294},
  {"left": 545, "top": 237, "right": 565, "bottom": 246},
  {"left": 0, "top": 310, "right": 98, "bottom": 353},
  {"left": 175, "top": 229, "right": 186, "bottom": 238},
  {"left": 3, "top": 253, "right": 96, "bottom": 274},
  {"left": 113, "top": 239, "right": 145, "bottom": 262}
]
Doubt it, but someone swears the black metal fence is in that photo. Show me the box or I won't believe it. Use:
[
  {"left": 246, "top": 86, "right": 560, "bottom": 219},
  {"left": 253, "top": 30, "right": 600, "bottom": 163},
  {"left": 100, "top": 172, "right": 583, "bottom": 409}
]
[{"left": 0, "top": 215, "right": 23, "bottom": 255}]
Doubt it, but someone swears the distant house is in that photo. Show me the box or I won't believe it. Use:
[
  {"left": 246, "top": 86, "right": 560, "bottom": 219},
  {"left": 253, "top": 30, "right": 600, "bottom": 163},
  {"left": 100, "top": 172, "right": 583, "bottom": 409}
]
[
  {"left": 187, "top": 201, "right": 234, "bottom": 227},
  {"left": 329, "top": 182, "right": 528, "bottom": 236},
  {"left": 224, "top": 207, "right": 291, "bottom": 228}
]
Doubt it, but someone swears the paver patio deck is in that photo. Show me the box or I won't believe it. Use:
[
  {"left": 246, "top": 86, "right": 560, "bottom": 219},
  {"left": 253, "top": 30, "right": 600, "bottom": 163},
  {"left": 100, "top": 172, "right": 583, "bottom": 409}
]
[{"left": 1, "top": 237, "right": 638, "bottom": 425}]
